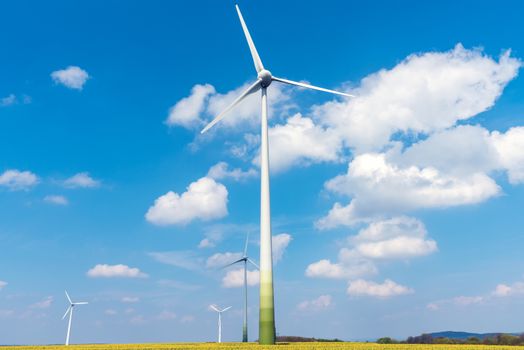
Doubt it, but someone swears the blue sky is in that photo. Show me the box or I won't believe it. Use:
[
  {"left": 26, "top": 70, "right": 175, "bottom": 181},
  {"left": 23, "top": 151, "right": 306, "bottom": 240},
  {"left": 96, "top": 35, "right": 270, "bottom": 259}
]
[{"left": 2, "top": 0, "right": 524, "bottom": 345}]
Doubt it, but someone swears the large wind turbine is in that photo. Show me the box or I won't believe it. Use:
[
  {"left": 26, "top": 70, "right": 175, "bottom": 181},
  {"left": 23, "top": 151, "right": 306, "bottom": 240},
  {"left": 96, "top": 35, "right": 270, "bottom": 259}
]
[
  {"left": 222, "top": 233, "right": 259, "bottom": 342},
  {"left": 210, "top": 305, "right": 231, "bottom": 343},
  {"left": 62, "top": 290, "right": 88, "bottom": 346},
  {"left": 200, "top": 5, "right": 353, "bottom": 345}
]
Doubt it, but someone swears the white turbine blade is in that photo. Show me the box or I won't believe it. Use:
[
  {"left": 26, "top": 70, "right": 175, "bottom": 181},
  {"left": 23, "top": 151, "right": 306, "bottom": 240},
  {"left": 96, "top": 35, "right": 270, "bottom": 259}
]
[
  {"left": 272, "top": 76, "right": 355, "bottom": 98},
  {"left": 235, "top": 5, "right": 264, "bottom": 73},
  {"left": 201, "top": 79, "right": 261, "bottom": 134},
  {"left": 221, "top": 258, "right": 245, "bottom": 270},
  {"left": 64, "top": 290, "right": 72, "bottom": 304},
  {"left": 247, "top": 258, "right": 259, "bottom": 270},
  {"left": 74, "top": 302, "right": 88, "bottom": 305},
  {"left": 210, "top": 304, "right": 220, "bottom": 312},
  {"left": 222, "top": 306, "right": 232, "bottom": 312},
  {"left": 62, "top": 306, "right": 71, "bottom": 320},
  {"left": 243, "top": 232, "right": 249, "bottom": 257}
]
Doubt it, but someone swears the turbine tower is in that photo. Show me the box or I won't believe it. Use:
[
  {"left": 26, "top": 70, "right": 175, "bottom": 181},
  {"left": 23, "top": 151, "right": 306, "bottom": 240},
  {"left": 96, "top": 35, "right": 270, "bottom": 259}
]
[
  {"left": 222, "top": 233, "right": 259, "bottom": 342},
  {"left": 62, "top": 290, "right": 88, "bottom": 346},
  {"left": 201, "top": 5, "right": 353, "bottom": 344},
  {"left": 210, "top": 305, "right": 231, "bottom": 343}
]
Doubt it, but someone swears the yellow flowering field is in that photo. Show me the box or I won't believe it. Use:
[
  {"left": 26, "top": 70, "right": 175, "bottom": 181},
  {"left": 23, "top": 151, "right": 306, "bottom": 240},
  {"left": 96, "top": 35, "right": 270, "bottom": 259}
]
[{"left": 2, "top": 343, "right": 524, "bottom": 350}]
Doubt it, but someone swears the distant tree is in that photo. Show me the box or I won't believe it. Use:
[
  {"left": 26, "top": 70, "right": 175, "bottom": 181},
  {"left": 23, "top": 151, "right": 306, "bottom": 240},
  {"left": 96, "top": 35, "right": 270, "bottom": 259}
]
[
  {"left": 466, "top": 337, "right": 481, "bottom": 344},
  {"left": 377, "top": 337, "right": 396, "bottom": 344},
  {"left": 434, "top": 337, "right": 455, "bottom": 344}
]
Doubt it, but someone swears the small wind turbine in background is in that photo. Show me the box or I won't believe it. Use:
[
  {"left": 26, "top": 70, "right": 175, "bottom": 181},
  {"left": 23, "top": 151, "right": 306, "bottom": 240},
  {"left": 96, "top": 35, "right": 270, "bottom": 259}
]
[
  {"left": 222, "top": 233, "right": 259, "bottom": 342},
  {"left": 62, "top": 290, "right": 88, "bottom": 346},
  {"left": 200, "top": 5, "right": 354, "bottom": 344},
  {"left": 209, "top": 304, "right": 231, "bottom": 343}
]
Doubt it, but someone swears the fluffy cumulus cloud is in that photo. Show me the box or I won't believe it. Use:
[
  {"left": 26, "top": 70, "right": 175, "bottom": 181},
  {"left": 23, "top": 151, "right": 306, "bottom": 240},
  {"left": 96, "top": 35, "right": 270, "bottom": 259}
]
[
  {"left": 87, "top": 264, "right": 148, "bottom": 278},
  {"left": 312, "top": 44, "right": 520, "bottom": 152},
  {"left": 166, "top": 81, "right": 290, "bottom": 131},
  {"left": 307, "top": 217, "right": 436, "bottom": 279},
  {"left": 222, "top": 268, "right": 260, "bottom": 288},
  {"left": 166, "top": 84, "right": 215, "bottom": 128},
  {"left": 207, "top": 162, "right": 257, "bottom": 182},
  {"left": 206, "top": 252, "right": 243, "bottom": 269},
  {"left": 272, "top": 233, "right": 292, "bottom": 263},
  {"left": 297, "top": 294, "right": 333, "bottom": 311},
  {"left": 493, "top": 281, "right": 524, "bottom": 297},
  {"left": 44, "top": 195, "right": 68, "bottom": 206},
  {"left": 264, "top": 114, "right": 343, "bottom": 172},
  {"left": 51, "top": 66, "right": 89, "bottom": 90},
  {"left": 317, "top": 153, "right": 500, "bottom": 227},
  {"left": 145, "top": 177, "right": 228, "bottom": 226},
  {"left": 347, "top": 279, "right": 413, "bottom": 298},
  {"left": 0, "top": 169, "right": 38, "bottom": 191},
  {"left": 63, "top": 172, "right": 100, "bottom": 188}
]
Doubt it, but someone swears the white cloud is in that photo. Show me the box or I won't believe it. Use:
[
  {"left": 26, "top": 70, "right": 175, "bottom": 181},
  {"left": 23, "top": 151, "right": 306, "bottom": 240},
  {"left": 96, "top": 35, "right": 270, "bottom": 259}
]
[
  {"left": 63, "top": 172, "right": 100, "bottom": 188},
  {"left": 297, "top": 295, "right": 333, "bottom": 311},
  {"left": 165, "top": 84, "right": 215, "bottom": 128},
  {"left": 0, "top": 310, "right": 14, "bottom": 318},
  {"left": 87, "top": 264, "right": 148, "bottom": 278},
  {"left": 347, "top": 279, "right": 413, "bottom": 298},
  {"left": 453, "top": 295, "right": 484, "bottom": 305},
  {"left": 272, "top": 233, "right": 292, "bottom": 264},
  {"left": 44, "top": 195, "right": 68, "bottom": 206},
  {"left": 1, "top": 94, "right": 16, "bottom": 106},
  {"left": 312, "top": 44, "right": 520, "bottom": 152},
  {"left": 0, "top": 281, "right": 7, "bottom": 290},
  {"left": 0, "top": 169, "right": 38, "bottom": 191},
  {"left": 308, "top": 217, "right": 436, "bottom": 280},
  {"left": 264, "top": 114, "right": 343, "bottom": 172},
  {"left": 198, "top": 238, "right": 214, "bottom": 248},
  {"left": 105, "top": 309, "right": 117, "bottom": 316},
  {"left": 427, "top": 303, "right": 439, "bottom": 311},
  {"left": 206, "top": 252, "right": 243, "bottom": 269},
  {"left": 351, "top": 217, "right": 438, "bottom": 259},
  {"left": 207, "top": 162, "right": 257, "bottom": 181},
  {"left": 145, "top": 177, "right": 228, "bottom": 226},
  {"left": 30, "top": 296, "right": 53, "bottom": 309},
  {"left": 317, "top": 153, "right": 500, "bottom": 227},
  {"left": 148, "top": 251, "right": 203, "bottom": 271},
  {"left": 492, "top": 127, "right": 524, "bottom": 184},
  {"left": 492, "top": 281, "right": 524, "bottom": 297},
  {"left": 121, "top": 297, "right": 140, "bottom": 303},
  {"left": 222, "top": 268, "right": 260, "bottom": 288},
  {"left": 51, "top": 66, "right": 89, "bottom": 90}
]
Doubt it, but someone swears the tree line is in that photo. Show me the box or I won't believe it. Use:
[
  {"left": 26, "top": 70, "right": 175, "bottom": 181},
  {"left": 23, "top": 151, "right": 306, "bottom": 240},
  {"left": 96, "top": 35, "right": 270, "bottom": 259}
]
[{"left": 377, "top": 333, "right": 524, "bottom": 345}]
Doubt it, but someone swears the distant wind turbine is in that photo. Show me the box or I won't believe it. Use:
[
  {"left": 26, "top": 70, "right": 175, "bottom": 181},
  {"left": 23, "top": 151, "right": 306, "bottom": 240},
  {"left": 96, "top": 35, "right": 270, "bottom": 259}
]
[
  {"left": 62, "top": 290, "right": 88, "bottom": 346},
  {"left": 222, "top": 232, "right": 259, "bottom": 342},
  {"left": 200, "top": 5, "right": 354, "bottom": 345},
  {"left": 210, "top": 304, "right": 231, "bottom": 343}
]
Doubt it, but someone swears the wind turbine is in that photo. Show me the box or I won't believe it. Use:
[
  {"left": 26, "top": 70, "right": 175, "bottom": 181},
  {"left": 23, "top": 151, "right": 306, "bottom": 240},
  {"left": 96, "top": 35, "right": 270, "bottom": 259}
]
[
  {"left": 222, "top": 232, "right": 259, "bottom": 342},
  {"left": 62, "top": 290, "right": 88, "bottom": 346},
  {"left": 200, "top": 5, "right": 354, "bottom": 345},
  {"left": 210, "top": 305, "right": 231, "bottom": 343}
]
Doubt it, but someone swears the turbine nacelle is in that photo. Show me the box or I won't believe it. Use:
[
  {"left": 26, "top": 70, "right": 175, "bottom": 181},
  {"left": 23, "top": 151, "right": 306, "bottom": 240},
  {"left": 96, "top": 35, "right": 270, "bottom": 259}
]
[{"left": 258, "top": 69, "right": 272, "bottom": 87}]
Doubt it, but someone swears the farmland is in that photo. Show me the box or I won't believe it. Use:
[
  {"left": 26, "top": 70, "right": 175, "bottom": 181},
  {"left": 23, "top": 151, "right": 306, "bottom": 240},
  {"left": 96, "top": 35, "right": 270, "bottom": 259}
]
[{"left": 2, "top": 343, "right": 524, "bottom": 350}]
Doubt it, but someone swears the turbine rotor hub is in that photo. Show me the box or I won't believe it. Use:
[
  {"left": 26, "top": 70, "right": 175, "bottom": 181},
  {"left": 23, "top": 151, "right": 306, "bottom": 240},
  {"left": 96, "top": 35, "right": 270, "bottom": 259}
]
[{"left": 258, "top": 69, "right": 272, "bottom": 88}]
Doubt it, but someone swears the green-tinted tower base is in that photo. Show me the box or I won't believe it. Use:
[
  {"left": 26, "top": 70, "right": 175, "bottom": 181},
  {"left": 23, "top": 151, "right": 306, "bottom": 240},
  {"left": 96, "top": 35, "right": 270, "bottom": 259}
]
[{"left": 259, "top": 273, "right": 275, "bottom": 344}]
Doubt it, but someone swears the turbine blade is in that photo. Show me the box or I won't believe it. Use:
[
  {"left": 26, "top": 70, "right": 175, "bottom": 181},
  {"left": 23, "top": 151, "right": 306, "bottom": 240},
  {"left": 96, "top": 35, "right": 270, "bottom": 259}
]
[
  {"left": 222, "top": 306, "right": 232, "bottom": 312},
  {"left": 243, "top": 232, "right": 249, "bottom": 257},
  {"left": 62, "top": 306, "right": 71, "bottom": 320},
  {"left": 247, "top": 258, "right": 259, "bottom": 270},
  {"left": 210, "top": 305, "right": 220, "bottom": 312},
  {"left": 272, "top": 76, "right": 354, "bottom": 98},
  {"left": 235, "top": 5, "right": 264, "bottom": 73},
  {"left": 220, "top": 258, "right": 245, "bottom": 270},
  {"left": 64, "top": 290, "right": 72, "bottom": 304},
  {"left": 74, "top": 302, "right": 88, "bottom": 305},
  {"left": 201, "top": 79, "right": 261, "bottom": 134}
]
